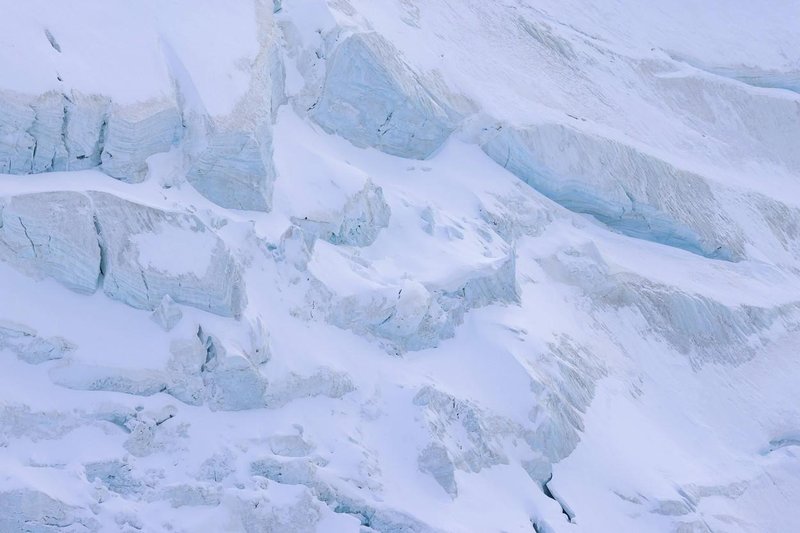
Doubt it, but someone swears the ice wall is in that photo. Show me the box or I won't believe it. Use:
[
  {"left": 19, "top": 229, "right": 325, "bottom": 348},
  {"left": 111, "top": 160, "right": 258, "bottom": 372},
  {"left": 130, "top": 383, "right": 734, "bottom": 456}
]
[{"left": 310, "top": 33, "right": 457, "bottom": 159}]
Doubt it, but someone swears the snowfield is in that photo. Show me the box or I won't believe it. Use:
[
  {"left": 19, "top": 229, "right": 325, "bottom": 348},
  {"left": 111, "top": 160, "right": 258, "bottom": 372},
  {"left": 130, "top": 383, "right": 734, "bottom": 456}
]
[{"left": 0, "top": 0, "right": 799, "bottom": 531}]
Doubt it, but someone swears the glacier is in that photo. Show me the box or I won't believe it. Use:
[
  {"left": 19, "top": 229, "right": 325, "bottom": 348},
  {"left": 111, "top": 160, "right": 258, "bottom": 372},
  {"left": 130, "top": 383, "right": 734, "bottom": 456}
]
[{"left": 0, "top": 0, "right": 799, "bottom": 532}]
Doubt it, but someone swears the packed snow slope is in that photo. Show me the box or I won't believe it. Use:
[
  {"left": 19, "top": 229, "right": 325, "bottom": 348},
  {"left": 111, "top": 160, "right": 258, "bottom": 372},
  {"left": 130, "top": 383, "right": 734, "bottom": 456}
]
[{"left": 1, "top": 1, "right": 799, "bottom": 531}]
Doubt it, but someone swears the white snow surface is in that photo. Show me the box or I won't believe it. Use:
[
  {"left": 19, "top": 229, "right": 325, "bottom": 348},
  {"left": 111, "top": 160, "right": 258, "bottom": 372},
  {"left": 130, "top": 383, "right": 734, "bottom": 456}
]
[
  {"left": 0, "top": 0, "right": 259, "bottom": 112},
  {"left": 0, "top": 1, "right": 799, "bottom": 532}
]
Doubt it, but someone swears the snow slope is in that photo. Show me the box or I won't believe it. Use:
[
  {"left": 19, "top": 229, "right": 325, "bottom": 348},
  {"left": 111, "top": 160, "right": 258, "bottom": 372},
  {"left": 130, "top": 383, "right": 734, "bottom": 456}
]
[{"left": 0, "top": 0, "right": 799, "bottom": 532}]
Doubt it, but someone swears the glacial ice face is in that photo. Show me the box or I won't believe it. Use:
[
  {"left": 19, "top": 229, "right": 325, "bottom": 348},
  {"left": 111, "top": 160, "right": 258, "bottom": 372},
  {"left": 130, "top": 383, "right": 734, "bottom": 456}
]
[
  {"left": 63, "top": 93, "right": 110, "bottom": 171},
  {"left": 249, "top": 455, "right": 442, "bottom": 532},
  {"left": 0, "top": 89, "right": 182, "bottom": 182},
  {"left": 0, "top": 92, "right": 36, "bottom": 174},
  {"left": 179, "top": 2, "right": 279, "bottom": 211},
  {"left": 605, "top": 277, "right": 794, "bottom": 367},
  {"left": 198, "top": 328, "right": 268, "bottom": 411},
  {"left": 183, "top": 61, "right": 278, "bottom": 212},
  {"left": 310, "top": 33, "right": 456, "bottom": 159},
  {"left": 442, "top": 251, "right": 519, "bottom": 309},
  {"left": 524, "top": 336, "right": 605, "bottom": 466},
  {"left": 91, "top": 191, "right": 246, "bottom": 317},
  {"left": 411, "top": 332, "right": 606, "bottom": 496},
  {"left": 483, "top": 124, "right": 742, "bottom": 260},
  {"left": 100, "top": 99, "right": 182, "bottom": 183},
  {"left": 0, "top": 190, "right": 246, "bottom": 318},
  {"left": 186, "top": 129, "right": 274, "bottom": 211},
  {"left": 412, "top": 384, "right": 541, "bottom": 498},
  {"left": 644, "top": 58, "right": 800, "bottom": 173},
  {"left": 0, "top": 191, "right": 101, "bottom": 294},
  {"left": 27, "top": 92, "right": 68, "bottom": 174},
  {"left": 6, "top": 90, "right": 110, "bottom": 174}
]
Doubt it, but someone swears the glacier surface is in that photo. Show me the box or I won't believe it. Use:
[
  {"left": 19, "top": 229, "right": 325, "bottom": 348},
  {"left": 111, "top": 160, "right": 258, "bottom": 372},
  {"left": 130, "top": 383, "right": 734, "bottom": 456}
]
[{"left": 0, "top": 1, "right": 799, "bottom": 532}]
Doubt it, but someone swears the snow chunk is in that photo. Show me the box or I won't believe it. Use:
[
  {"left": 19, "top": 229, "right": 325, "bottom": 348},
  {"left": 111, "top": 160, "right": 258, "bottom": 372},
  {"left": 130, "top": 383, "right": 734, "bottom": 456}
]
[
  {"left": 0, "top": 489, "right": 99, "bottom": 532},
  {"left": 150, "top": 295, "right": 183, "bottom": 332},
  {"left": 0, "top": 320, "right": 74, "bottom": 364},
  {"left": 264, "top": 368, "right": 354, "bottom": 408},
  {"left": 154, "top": 484, "right": 221, "bottom": 508},
  {"left": 85, "top": 460, "right": 144, "bottom": 496},
  {"left": 49, "top": 362, "right": 170, "bottom": 396},
  {"left": 292, "top": 179, "right": 391, "bottom": 247},
  {"left": 235, "top": 490, "right": 324, "bottom": 533},
  {"left": 325, "top": 278, "right": 456, "bottom": 353},
  {"left": 198, "top": 328, "right": 268, "bottom": 411},
  {"left": 418, "top": 444, "right": 457, "bottom": 498},
  {"left": 269, "top": 432, "right": 315, "bottom": 457}
]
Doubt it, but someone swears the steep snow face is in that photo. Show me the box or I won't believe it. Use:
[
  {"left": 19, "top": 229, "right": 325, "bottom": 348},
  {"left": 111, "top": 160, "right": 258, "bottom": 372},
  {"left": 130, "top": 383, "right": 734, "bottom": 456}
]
[{"left": 1, "top": 1, "right": 800, "bottom": 532}]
